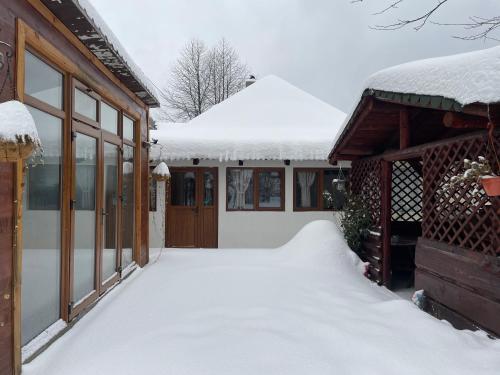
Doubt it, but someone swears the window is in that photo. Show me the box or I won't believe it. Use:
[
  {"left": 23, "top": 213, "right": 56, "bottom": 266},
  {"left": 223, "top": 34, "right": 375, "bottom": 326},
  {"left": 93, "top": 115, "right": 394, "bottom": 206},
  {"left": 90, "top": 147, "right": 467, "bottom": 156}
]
[
  {"left": 294, "top": 169, "right": 348, "bottom": 211},
  {"left": 227, "top": 168, "right": 284, "bottom": 211},
  {"left": 22, "top": 53, "right": 64, "bottom": 345},
  {"left": 74, "top": 87, "right": 98, "bottom": 121},
  {"left": 25, "top": 50, "right": 63, "bottom": 109},
  {"left": 121, "top": 145, "right": 135, "bottom": 269},
  {"left": 123, "top": 115, "right": 134, "bottom": 140},
  {"left": 101, "top": 102, "right": 118, "bottom": 134},
  {"left": 150, "top": 176, "right": 157, "bottom": 212}
]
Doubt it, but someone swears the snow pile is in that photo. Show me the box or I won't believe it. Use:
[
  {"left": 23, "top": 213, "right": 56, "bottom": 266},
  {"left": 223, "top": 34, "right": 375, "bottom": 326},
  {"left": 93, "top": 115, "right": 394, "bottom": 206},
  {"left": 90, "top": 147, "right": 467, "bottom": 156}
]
[
  {"left": 152, "top": 161, "right": 170, "bottom": 177},
  {"left": 0, "top": 100, "right": 40, "bottom": 148},
  {"left": 74, "top": 0, "right": 159, "bottom": 102},
  {"left": 150, "top": 75, "right": 346, "bottom": 161},
  {"left": 366, "top": 45, "right": 500, "bottom": 106},
  {"left": 23, "top": 220, "right": 500, "bottom": 375}
]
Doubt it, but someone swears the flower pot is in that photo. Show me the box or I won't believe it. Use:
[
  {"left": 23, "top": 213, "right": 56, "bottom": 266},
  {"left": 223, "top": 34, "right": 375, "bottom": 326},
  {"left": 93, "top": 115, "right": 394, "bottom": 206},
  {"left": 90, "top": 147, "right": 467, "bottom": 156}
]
[{"left": 481, "top": 176, "right": 500, "bottom": 197}]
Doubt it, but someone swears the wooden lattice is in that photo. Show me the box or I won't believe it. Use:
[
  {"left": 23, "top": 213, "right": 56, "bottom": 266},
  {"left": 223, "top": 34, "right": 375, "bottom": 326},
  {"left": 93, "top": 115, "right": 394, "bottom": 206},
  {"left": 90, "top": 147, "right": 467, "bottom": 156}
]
[
  {"left": 392, "top": 161, "right": 423, "bottom": 222},
  {"left": 422, "top": 133, "right": 500, "bottom": 258},
  {"left": 350, "top": 158, "right": 382, "bottom": 228}
]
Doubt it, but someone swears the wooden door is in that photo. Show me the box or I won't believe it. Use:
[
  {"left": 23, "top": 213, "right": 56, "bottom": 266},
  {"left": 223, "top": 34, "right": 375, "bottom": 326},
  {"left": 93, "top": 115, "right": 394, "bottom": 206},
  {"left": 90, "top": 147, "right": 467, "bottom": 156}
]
[{"left": 166, "top": 168, "right": 218, "bottom": 248}]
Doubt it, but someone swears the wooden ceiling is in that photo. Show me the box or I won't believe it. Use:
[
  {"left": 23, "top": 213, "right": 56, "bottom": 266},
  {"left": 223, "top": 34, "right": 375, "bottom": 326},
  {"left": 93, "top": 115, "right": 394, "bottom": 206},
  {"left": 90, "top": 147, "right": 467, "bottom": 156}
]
[{"left": 330, "top": 95, "right": 491, "bottom": 163}]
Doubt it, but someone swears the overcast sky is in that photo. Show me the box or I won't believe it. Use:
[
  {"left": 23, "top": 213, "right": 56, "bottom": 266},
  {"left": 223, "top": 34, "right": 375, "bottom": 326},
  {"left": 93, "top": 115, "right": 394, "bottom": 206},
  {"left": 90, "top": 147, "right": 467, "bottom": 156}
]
[{"left": 89, "top": 0, "right": 499, "bottom": 113}]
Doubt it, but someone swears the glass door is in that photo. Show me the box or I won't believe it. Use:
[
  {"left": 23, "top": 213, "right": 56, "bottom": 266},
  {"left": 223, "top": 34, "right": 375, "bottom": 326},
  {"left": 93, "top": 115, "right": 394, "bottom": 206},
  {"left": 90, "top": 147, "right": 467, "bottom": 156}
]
[
  {"left": 70, "top": 125, "right": 100, "bottom": 316},
  {"left": 101, "top": 140, "right": 120, "bottom": 289}
]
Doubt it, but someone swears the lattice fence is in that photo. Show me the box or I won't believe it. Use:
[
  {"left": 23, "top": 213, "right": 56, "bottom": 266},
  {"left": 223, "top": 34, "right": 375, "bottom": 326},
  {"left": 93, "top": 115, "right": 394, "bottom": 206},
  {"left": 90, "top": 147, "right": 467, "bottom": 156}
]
[
  {"left": 392, "top": 160, "right": 423, "bottom": 222},
  {"left": 350, "top": 158, "right": 382, "bottom": 228},
  {"left": 422, "top": 132, "right": 500, "bottom": 258}
]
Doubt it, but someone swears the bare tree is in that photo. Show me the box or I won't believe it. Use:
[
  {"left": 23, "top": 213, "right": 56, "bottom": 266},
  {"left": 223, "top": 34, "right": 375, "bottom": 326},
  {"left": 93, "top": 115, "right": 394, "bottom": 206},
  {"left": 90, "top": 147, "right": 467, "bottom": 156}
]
[
  {"left": 161, "top": 38, "right": 249, "bottom": 121},
  {"left": 208, "top": 38, "right": 249, "bottom": 106},
  {"left": 353, "top": 0, "right": 500, "bottom": 41},
  {"left": 160, "top": 39, "right": 211, "bottom": 121}
]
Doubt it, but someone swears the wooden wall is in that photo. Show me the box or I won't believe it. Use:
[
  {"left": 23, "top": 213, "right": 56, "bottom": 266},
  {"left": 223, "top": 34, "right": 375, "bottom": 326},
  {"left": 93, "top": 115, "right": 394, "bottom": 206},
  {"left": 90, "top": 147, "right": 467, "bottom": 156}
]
[{"left": 416, "top": 238, "right": 500, "bottom": 335}]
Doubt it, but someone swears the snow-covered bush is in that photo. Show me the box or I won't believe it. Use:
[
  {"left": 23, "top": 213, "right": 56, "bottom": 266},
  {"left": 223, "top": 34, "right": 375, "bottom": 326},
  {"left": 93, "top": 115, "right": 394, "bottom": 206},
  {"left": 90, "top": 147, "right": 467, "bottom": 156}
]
[{"left": 339, "top": 194, "right": 371, "bottom": 254}]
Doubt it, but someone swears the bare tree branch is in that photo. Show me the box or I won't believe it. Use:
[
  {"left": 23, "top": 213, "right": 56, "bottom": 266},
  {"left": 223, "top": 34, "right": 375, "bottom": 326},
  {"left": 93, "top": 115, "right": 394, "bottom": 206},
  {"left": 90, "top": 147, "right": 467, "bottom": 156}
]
[{"left": 354, "top": 0, "right": 500, "bottom": 40}]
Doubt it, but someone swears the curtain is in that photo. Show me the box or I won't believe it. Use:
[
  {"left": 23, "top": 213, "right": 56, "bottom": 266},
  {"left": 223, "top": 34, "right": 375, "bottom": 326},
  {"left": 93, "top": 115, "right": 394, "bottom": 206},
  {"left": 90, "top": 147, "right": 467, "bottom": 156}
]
[
  {"left": 298, "top": 171, "right": 316, "bottom": 207},
  {"left": 233, "top": 169, "right": 253, "bottom": 209}
]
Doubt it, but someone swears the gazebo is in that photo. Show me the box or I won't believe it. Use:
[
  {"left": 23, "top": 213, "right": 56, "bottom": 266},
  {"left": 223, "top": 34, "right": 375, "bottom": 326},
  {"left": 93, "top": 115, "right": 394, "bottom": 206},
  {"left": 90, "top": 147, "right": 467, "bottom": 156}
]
[{"left": 329, "top": 46, "right": 500, "bottom": 336}]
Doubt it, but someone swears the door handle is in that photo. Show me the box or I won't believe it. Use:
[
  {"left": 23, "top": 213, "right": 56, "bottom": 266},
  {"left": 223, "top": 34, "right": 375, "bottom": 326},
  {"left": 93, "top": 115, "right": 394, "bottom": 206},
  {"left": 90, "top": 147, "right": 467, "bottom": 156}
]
[{"left": 101, "top": 208, "right": 109, "bottom": 216}]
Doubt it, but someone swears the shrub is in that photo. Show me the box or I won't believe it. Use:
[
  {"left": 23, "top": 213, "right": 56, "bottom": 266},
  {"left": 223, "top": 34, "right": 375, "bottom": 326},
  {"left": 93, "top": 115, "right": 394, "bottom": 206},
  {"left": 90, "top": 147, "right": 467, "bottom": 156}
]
[{"left": 340, "top": 194, "right": 372, "bottom": 254}]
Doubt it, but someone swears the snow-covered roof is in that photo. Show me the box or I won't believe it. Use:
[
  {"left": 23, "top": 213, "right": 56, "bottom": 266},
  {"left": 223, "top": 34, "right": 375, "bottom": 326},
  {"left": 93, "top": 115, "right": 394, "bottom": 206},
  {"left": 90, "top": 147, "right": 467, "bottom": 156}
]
[
  {"left": 0, "top": 101, "right": 40, "bottom": 148},
  {"left": 330, "top": 46, "right": 500, "bottom": 155},
  {"left": 366, "top": 45, "right": 500, "bottom": 107},
  {"left": 41, "top": 0, "right": 159, "bottom": 107},
  {"left": 151, "top": 75, "right": 346, "bottom": 162}
]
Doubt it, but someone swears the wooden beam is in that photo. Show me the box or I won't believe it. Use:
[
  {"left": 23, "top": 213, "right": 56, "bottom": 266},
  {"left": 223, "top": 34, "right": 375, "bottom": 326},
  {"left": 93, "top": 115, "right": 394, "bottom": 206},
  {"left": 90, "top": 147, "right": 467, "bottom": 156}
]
[
  {"left": 380, "top": 160, "right": 392, "bottom": 287},
  {"left": 400, "top": 108, "right": 410, "bottom": 149},
  {"left": 443, "top": 112, "right": 488, "bottom": 129}
]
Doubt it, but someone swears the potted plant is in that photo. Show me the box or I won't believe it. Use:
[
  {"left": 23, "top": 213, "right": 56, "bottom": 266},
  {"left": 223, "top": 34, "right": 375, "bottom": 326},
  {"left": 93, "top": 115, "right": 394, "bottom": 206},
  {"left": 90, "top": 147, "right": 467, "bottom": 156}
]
[{"left": 443, "top": 156, "right": 499, "bottom": 197}]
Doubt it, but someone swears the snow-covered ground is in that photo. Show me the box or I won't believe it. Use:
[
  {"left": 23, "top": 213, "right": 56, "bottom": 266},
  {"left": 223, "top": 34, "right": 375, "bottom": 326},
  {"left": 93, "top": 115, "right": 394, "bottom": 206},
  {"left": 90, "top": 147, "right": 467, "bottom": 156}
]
[{"left": 23, "top": 221, "right": 500, "bottom": 375}]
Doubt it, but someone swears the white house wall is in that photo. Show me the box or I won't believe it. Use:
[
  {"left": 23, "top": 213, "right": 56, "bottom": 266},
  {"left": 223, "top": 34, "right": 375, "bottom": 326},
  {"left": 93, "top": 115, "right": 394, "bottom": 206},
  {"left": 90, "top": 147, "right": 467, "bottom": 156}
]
[{"left": 149, "top": 160, "right": 349, "bottom": 249}]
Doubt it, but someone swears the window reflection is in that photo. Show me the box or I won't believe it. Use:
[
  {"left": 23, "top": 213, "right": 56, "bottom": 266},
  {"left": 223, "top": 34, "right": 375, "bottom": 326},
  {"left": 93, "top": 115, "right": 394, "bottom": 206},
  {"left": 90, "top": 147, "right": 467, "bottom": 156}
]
[
  {"left": 22, "top": 106, "right": 62, "bottom": 345},
  {"left": 122, "top": 145, "right": 135, "bottom": 269}
]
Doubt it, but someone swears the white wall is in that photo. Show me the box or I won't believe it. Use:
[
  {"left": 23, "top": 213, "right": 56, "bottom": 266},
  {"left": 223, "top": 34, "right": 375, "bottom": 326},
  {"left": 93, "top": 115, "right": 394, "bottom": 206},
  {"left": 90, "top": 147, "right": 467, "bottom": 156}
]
[{"left": 149, "top": 159, "right": 349, "bottom": 249}]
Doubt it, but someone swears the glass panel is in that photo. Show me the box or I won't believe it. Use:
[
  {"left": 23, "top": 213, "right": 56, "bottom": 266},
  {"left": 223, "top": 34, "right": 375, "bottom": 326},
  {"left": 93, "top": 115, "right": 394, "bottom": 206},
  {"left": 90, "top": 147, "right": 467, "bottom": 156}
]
[
  {"left": 102, "top": 143, "right": 119, "bottom": 282},
  {"left": 295, "top": 171, "right": 319, "bottom": 208},
  {"left": 22, "top": 106, "right": 62, "bottom": 345},
  {"left": 227, "top": 169, "right": 254, "bottom": 210},
  {"left": 203, "top": 171, "right": 215, "bottom": 206},
  {"left": 323, "top": 170, "right": 347, "bottom": 210},
  {"left": 149, "top": 178, "right": 157, "bottom": 211},
  {"left": 73, "top": 133, "right": 97, "bottom": 303},
  {"left": 123, "top": 115, "right": 134, "bottom": 140},
  {"left": 25, "top": 50, "right": 63, "bottom": 109},
  {"left": 75, "top": 88, "right": 97, "bottom": 121},
  {"left": 122, "top": 145, "right": 135, "bottom": 269},
  {"left": 258, "top": 171, "right": 282, "bottom": 208},
  {"left": 171, "top": 171, "right": 196, "bottom": 206},
  {"left": 101, "top": 102, "right": 118, "bottom": 134}
]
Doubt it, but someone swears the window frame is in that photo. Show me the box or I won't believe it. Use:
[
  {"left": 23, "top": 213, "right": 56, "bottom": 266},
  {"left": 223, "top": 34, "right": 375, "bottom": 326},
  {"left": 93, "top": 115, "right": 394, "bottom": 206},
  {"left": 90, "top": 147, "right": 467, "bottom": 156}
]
[
  {"left": 72, "top": 79, "right": 101, "bottom": 128},
  {"left": 293, "top": 168, "right": 347, "bottom": 212},
  {"left": 226, "top": 167, "right": 285, "bottom": 212}
]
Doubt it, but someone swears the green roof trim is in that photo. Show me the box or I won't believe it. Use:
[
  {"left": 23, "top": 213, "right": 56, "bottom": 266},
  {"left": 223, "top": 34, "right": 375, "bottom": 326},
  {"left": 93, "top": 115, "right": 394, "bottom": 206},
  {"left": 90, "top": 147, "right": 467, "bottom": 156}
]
[{"left": 363, "top": 89, "right": 464, "bottom": 112}]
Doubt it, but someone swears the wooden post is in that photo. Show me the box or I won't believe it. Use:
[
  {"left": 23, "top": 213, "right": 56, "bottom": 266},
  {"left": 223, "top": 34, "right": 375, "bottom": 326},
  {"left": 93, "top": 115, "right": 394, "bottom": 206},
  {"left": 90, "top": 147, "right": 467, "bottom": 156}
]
[
  {"left": 381, "top": 160, "right": 392, "bottom": 287},
  {"left": 400, "top": 109, "right": 410, "bottom": 149},
  {"left": 12, "top": 160, "right": 24, "bottom": 375}
]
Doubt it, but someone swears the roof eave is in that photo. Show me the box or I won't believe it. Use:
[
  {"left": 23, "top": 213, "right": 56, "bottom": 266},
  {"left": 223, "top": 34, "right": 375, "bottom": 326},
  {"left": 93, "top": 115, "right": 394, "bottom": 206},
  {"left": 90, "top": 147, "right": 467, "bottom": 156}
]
[{"left": 40, "top": 0, "right": 160, "bottom": 108}]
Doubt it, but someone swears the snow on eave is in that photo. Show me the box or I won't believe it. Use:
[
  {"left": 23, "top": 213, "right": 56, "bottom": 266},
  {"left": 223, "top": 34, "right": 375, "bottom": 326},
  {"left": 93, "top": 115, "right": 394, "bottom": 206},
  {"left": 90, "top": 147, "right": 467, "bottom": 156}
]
[
  {"left": 42, "top": 0, "right": 160, "bottom": 107},
  {"left": 150, "top": 76, "right": 346, "bottom": 162},
  {"left": 0, "top": 101, "right": 40, "bottom": 148},
  {"left": 329, "top": 45, "right": 500, "bottom": 159}
]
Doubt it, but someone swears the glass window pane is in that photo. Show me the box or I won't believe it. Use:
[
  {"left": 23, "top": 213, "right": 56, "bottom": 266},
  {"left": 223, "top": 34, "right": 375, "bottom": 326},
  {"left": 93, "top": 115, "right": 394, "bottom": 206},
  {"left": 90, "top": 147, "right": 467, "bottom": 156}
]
[
  {"left": 22, "top": 106, "right": 62, "bottom": 345},
  {"left": 75, "top": 88, "right": 97, "bottom": 121},
  {"left": 227, "top": 169, "right": 254, "bottom": 210},
  {"left": 295, "top": 171, "right": 319, "bottom": 208},
  {"left": 73, "top": 133, "right": 97, "bottom": 303},
  {"left": 102, "top": 143, "right": 119, "bottom": 282},
  {"left": 323, "top": 170, "right": 347, "bottom": 210},
  {"left": 258, "top": 171, "right": 282, "bottom": 208},
  {"left": 25, "top": 50, "right": 63, "bottom": 109},
  {"left": 204, "top": 171, "right": 215, "bottom": 206},
  {"left": 149, "top": 178, "right": 157, "bottom": 211},
  {"left": 101, "top": 102, "right": 118, "bottom": 134},
  {"left": 122, "top": 145, "right": 135, "bottom": 269},
  {"left": 123, "top": 115, "right": 134, "bottom": 140},
  {"left": 171, "top": 171, "right": 196, "bottom": 206}
]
